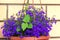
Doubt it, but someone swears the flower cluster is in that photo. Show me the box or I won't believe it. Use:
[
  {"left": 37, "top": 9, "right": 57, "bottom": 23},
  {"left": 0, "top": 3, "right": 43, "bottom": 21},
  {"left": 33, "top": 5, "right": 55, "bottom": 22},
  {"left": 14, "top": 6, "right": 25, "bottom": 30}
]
[{"left": 2, "top": 6, "right": 56, "bottom": 38}]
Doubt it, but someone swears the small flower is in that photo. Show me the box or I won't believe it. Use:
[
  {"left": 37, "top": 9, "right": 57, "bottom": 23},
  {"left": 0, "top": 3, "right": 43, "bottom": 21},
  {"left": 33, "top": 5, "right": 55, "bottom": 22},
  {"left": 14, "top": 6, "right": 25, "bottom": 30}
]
[
  {"left": 10, "top": 16, "right": 15, "bottom": 20},
  {"left": 28, "top": 5, "right": 33, "bottom": 9},
  {"left": 52, "top": 18, "right": 56, "bottom": 24},
  {"left": 18, "top": 11, "right": 21, "bottom": 15}
]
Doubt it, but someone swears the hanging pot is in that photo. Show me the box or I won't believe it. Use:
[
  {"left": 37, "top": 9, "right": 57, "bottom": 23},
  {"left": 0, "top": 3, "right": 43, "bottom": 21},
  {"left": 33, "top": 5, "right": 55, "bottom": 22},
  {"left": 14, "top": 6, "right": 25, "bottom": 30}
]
[{"left": 10, "top": 36, "right": 50, "bottom": 40}]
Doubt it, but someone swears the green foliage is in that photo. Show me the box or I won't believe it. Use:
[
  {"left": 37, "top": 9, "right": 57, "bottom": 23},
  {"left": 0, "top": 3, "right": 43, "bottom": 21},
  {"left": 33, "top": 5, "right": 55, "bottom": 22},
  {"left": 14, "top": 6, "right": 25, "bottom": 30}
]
[
  {"left": 21, "top": 23, "right": 28, "bottom": 31},
  {"left": 27, "top": 23, "right": 33, "bottom": 28},
  {"left": 23, "top": 14, "right": 30, "bottom": 22},
  {"left": 21, "top": 14, "right": 33, "bottom": 31}
]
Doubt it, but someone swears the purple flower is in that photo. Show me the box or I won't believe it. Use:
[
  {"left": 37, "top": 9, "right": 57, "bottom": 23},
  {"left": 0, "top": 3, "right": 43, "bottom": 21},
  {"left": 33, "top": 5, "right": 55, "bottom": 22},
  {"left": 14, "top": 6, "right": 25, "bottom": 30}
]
[
  {"left": 26, "top": 10, "right": 33, "bottom": 16},
  {"left": 28, "top": 5, "right": 34, "bottom": 9},
  {"left": 17, "top": 11, "right": 21, "bottom": 16},
  {"left": 10, "top": 16, "right": 15, "bottom": 20},
  {"left": 52, "top": 18, "right": 56, "bottom": 24}
]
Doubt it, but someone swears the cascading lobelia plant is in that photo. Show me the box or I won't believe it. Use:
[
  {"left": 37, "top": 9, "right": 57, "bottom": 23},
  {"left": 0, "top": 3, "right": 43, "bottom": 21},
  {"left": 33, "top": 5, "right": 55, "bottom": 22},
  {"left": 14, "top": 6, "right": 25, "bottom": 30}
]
[
  {"left": 1, "top": 5, "right": 56, "bottom": 38},
  {"left": 1, "top": 0, "right": 57, "bottom": 38}
]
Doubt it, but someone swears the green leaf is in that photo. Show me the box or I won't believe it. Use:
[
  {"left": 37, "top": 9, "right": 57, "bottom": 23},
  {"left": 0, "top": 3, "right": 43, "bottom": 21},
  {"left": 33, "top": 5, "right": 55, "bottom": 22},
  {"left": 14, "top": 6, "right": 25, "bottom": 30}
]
[
  {"left": 22, "top": 23, "right": 28, "bottom": 31},
  {"left": 30, "top": 17, "right": 33, "bottom": 22},
  {"left": 23, "top": 14, "right": 30, "bottom": 22},
  {"left": 27, "top": 23, "right": 33, "bottom": 28},
  {"left": 16, "top": 28, "right": 20, "bottom": 32}
]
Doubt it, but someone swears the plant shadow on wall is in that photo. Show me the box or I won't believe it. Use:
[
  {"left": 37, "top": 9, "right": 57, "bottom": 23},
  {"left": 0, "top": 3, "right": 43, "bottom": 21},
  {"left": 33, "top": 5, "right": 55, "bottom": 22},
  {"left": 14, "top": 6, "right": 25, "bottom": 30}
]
[{"left": 1, "top": 0, "right": 57, "bottom": 40}]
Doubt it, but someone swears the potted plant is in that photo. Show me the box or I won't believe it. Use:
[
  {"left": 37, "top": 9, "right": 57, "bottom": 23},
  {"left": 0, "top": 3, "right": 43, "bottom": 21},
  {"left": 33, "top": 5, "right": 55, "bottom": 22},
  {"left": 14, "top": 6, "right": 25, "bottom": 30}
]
[{"left": 1, "top": 0, "right": 56, "bottom": 40}]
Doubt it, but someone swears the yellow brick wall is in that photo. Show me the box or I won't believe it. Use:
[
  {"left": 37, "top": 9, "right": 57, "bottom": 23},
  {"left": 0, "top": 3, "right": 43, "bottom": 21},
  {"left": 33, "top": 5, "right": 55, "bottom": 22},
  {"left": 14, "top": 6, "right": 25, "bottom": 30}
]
[{"left": 0, "top": 0, "right": 60, "bottom": 40}]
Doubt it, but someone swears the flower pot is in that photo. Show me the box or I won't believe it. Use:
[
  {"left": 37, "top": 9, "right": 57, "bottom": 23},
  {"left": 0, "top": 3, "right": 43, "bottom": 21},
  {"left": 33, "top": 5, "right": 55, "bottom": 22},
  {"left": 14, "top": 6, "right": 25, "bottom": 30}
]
[{"left": 10, "top": 36, "right": 50, "bottom": 40}]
